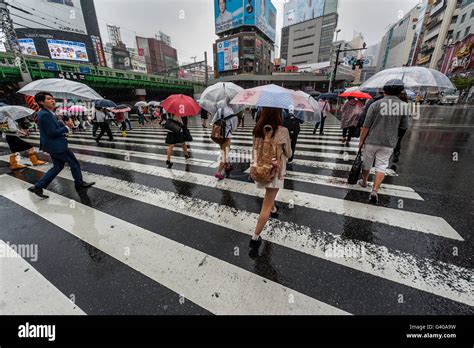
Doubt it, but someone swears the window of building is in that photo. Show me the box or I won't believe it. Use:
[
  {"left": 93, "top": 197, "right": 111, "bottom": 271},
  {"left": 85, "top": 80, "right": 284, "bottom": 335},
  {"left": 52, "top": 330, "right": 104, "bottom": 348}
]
[
  {"left": 292, "top": 51, "right": 313, "bottom": 58},
  {"left": 294, "top": 43, "right": 314, "bottom": 49},
  {"left": 471, "top": 9, "right": 474, "bottom": 18},
  {"left": 294, "top": 35, "right": 314, "bottom": 41},
  {"left": 461, "top": 13, "right": 466, "bottom": 23},
  {"left": 451, "top": 15, "right": 458, "bottom": 23},
  {"left": 465, "top": 26, "right": 471, "bottom": 37}
]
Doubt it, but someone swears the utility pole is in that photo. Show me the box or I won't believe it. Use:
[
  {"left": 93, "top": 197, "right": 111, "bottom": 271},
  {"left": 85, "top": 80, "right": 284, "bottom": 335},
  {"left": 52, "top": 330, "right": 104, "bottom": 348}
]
[
  {"left": 191, "top": 56, "right": 197, "bottom": 63},
  {"left": 0, "top": 0, "right": 31, "bottom": 85},
  {"left": 204, "top": 51, "right": 208, "bottom": 86}
]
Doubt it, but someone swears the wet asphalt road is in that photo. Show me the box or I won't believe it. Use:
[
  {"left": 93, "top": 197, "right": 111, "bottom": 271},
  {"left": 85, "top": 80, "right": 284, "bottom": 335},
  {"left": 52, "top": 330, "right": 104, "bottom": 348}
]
[{"left": 0, "top": 104, "right": 472, "bottom": 315}]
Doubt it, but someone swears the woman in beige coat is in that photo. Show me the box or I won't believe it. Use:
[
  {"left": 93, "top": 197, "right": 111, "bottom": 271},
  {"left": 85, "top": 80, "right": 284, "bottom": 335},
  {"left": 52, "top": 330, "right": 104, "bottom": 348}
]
[{"left": 250, "top": 107, "right": 292, "bottom": 252}]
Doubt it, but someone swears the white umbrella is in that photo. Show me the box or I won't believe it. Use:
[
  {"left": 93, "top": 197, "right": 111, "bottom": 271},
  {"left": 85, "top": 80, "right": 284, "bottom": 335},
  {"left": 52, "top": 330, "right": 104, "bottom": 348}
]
[
  {"left": 18, "top": 78, "right": 103, "bottom": 101},
  {"left": 148, "top": 101, "right": 160, "bottom": 106},
  {"left": 0, "top": 106, "right": 36, "bottom": 122},
  {"left": 135, "top": 101, "right": 148, "bottom": 107},
  {"left": 361, "top": 67, "right": 455, "bottom": 91},
  {"left": 344, "top": 86, "right": 361, "bottom": 93},
  {"left": 199, "top": 82, "right": 245, "bottom": 115}
]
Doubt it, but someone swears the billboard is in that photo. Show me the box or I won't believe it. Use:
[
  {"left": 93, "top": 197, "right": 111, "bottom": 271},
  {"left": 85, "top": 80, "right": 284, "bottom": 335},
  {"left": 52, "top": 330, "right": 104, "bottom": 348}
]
[
  {"left": 47, "top": 39, "right": 89, "bottom": 62},
  {"left": 10, "top": 0, "right": 88, "bottom": 35},
  {"left": 215, "top": 0, "right": 245, "bottom": 34},
  {"left": 283, "top": 0, "right": 328, "bottom": 27},
  {"left": 18, "top": 39, "right": 38, "bottom": 56},
  {"left": 214, "top": 0, "right": 276, "bottom": 42},
  {"left": 255, "top": 0, "right": 277, "bottom": 43},
  {"left": 217, "top": 38, "right": 239, "bottom": 72}
]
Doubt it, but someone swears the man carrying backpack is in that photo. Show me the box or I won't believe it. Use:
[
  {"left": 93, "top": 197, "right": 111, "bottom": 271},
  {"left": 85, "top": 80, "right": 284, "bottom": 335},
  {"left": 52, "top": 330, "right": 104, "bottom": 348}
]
[
  {"left": 283, "top": 109, "right": 303, "bottom": 164},
  {"left": 211, "top": 105, "right": 238, "bottom": 180}
]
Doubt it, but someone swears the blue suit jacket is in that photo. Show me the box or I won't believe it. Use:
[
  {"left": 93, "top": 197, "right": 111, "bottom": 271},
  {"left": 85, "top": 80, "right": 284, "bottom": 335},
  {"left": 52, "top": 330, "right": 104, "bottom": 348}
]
[{"left": 37, "top": 109, "right": 69, "bottom": 154}]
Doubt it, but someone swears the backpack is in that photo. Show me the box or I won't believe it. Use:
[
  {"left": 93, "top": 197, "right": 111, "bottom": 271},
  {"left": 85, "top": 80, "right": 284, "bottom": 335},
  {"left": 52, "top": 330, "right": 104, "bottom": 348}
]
[
  {"left": 211, "top": 113, "right": 234, "bottom": 144},
  {"left": 250, "top": 125, "right": 281, "bottom": 184},
  {"left": 284, "top": 114, "right": 300, "bottom": 137}
]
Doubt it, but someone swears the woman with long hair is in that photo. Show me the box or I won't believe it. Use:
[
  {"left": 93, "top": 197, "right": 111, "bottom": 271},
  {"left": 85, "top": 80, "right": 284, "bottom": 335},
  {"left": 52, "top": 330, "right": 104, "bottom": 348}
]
[{"left": 249, "top": 107, "right": 292, "bottom": 251}]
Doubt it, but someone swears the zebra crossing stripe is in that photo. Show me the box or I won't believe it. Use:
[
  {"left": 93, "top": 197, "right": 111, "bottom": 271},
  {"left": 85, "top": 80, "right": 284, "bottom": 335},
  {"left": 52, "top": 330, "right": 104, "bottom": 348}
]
[
  {"left": 52, "top": 134, "right": 360, "bottom": 152},
  {"left": 283, "top": 170, "right": 422, "bottom": 200},
  {"left": 26, "top": 137, "right": 359, "bottom": 170},
  {"left": 89, "top": 131, "right": 355, "bottom": 147},
  {"left": 17, "top": 153, "right": 461, "bottom": 240},
  {"left": 0, "top": 175, "right": 349, "bottom": 315},
  {"left": 0, "top": 239, "right": 86, "bottom": 315},
  {"left": 8, "top": 169, "right": 472, "bottom": 307}
]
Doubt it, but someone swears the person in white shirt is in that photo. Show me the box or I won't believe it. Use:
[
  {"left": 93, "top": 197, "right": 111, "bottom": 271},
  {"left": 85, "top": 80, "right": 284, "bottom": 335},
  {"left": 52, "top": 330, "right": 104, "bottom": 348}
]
[{"left": 212, "top": 104, "right": 238, "bottom": 180}]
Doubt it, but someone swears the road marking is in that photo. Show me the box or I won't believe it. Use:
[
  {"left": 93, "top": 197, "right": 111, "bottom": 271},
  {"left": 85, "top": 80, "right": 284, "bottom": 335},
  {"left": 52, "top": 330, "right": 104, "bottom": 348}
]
[
  {"left": 13, "top": 154, "right": 461, "bottom": 240},
  {"left": 6, "top": 170, "right": 472, "bottom": 307},
  {"left": 0, "top": 175, "right": 349, "bottom": 315},
  {"left": 0, "top": 239, "right": 86, "bottom": 315}
]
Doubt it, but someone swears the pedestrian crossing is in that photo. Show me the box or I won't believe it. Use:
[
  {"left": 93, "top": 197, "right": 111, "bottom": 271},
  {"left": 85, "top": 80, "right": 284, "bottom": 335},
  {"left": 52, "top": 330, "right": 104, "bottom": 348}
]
[{"left": 0, "top": 117, "right": 472, "bottom": 315}]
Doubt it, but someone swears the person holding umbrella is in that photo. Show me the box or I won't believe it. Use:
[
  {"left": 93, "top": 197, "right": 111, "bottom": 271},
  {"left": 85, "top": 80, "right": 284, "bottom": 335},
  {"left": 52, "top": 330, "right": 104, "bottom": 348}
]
[
  {"left": 340, "top": 96, "right": 364, "bottom": 146},
  {"left": 161, "top": 94, "right": 200, "bottom": 168},
  {"left": 249, "top": 107, "right": 292, "bottom": 252},
  {"left": 27, "top": 92, "right": 94, "bottom": 199},
  {"left": 93, "top": 106, "right": 114, "bottom": 144},
  {"left": 314, "top": 97, "right": 330, "bottom": 135},
  {"left": 358, "top": 80, "right": 410, "bottom": 204},
  {"left": 0, "top": 105, "right": 45, "bottom": 170},
  {"left": 211, "top": 102, "right": 238, "bottom": 180}
]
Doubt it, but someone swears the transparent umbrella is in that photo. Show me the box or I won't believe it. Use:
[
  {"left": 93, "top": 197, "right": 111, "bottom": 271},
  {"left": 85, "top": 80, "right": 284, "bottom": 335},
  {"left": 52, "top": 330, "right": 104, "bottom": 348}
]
[
  {"left": 361, "top": 67, "right": 454, "bottom": 91},
  {"left": 0, "top": 106, "right": 36, "bottom": 122},
  {"left": 18, "top": 78, "right": 103, "bottom": 101},
  {"left": 199, "top": 82, "right": 245, "bottom": 115},
  {"left": 294, "top": 90, "right": 321, "bottom": 124}
]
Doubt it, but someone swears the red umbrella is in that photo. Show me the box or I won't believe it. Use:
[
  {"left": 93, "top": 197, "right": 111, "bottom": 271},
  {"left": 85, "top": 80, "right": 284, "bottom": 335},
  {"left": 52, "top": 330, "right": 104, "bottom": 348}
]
[
  {"left": 161, "top": 94, "right": 200, "bottom": 117},
  {"left": 339, "top": 91, "right": 373, "bottom": 99}
]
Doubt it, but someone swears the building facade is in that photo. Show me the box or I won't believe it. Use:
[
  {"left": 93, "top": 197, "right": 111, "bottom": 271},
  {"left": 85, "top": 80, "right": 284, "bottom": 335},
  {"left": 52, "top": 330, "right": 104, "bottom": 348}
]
[
  {"left": 283, "top": 0, "right": 338, "bottom": 27},
  {"left": 213, "top": 0, "right": 277, "bottom": 78},
  {"left": 377, "top": 5, "right": 420, "bottom": 71},
  {"left": 136, "top": 36, "right": 178, "bottom": 77},
  {"left": 415, "top": 0, "right": 464, "bottom": 69},
  {"left": 280, "top": 13, "right": 338, "bottom": 66},
  {"left": 453, "top": 0, "right": 474, "bottom": 43},
  {"left": 214, "top": 31, "right": 274, "bottom": 77}
]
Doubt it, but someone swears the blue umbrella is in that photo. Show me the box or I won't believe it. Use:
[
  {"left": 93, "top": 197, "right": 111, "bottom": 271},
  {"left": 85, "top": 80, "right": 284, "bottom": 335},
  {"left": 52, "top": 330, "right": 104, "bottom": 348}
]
[
  {"left": 95, "top": 99, "right": 117, "bottom": 108},
  {"left": 0, "top": 102, "right": 9, "bottom": 107}
]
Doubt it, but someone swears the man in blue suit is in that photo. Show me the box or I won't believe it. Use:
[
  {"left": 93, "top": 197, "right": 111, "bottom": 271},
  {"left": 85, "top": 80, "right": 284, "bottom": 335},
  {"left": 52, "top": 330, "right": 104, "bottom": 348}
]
[{"left": 28, "top": 92, "right": 95, "bottom": 199}]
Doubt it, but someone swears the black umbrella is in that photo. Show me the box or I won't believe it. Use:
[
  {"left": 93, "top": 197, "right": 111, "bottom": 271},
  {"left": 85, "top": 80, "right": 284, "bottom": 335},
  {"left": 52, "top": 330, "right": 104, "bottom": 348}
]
[
  {"left": 318, "top": 93, "right": 339, "bottom": 100},
  {"left": 95, "top": 99, "right": 117, "bottom": 108}
]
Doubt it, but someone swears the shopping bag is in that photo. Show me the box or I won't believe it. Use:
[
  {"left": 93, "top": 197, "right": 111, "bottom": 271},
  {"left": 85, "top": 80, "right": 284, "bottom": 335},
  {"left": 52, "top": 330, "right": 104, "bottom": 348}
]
[{"left": 348, "top": 149, "right": 363, "bottom": 185}]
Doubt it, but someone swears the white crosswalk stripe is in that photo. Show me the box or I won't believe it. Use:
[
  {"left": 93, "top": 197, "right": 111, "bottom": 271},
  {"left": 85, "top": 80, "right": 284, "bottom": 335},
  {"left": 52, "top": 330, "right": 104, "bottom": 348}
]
[{"left": 0, "top": 116, "right": 470, "bottom": 315}]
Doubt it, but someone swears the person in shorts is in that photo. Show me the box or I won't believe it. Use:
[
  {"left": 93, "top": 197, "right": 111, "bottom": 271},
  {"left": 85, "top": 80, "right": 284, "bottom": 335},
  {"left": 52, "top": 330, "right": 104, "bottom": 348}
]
[{"left": 358, "top": 79, "right": 409, "bottom": 204}]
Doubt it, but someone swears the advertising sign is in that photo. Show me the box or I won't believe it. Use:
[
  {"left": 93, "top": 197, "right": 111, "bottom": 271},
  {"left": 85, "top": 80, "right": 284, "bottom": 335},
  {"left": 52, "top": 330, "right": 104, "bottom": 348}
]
[
  {"left": 215, "top": 0, "right": 245, "bottom": 34},
  {"left": 18, "top": 39, "right": 38, "bottom": 56},
  {"left": 217, "top": 38, "right": 240, "bottom": 72},
  {"left": 10, "top": 0, "right": 88, "bottom": 35},
  {"left": 47, "top": 39, "right": 89, "bottom": 62},
  {"left": 255, "top": 0, "right": 277, "bottom": 43},
  {"left": 91, "top": 35, "right": 106, "bottom": 67},
  {"left": 283, "top": 0, "right": 326, "bottom": 27}
]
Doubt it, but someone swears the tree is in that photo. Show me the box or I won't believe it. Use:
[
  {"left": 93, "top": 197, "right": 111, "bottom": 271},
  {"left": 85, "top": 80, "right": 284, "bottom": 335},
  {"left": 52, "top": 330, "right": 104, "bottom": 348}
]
[{"left": 451, "top": 76, "right": 474, "bottom": 91}]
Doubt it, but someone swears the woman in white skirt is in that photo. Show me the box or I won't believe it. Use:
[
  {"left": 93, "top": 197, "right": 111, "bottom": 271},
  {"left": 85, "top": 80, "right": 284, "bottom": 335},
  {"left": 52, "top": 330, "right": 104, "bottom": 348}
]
[{"left": 249, "top": 107, "right": 292, "bottom": 251}]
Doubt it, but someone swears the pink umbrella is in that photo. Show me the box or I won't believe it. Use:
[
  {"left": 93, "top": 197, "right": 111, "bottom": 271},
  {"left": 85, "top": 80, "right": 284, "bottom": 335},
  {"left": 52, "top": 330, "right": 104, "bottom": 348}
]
[{"left": 230, "top": 84, "right": 314, "bottom": 112}]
